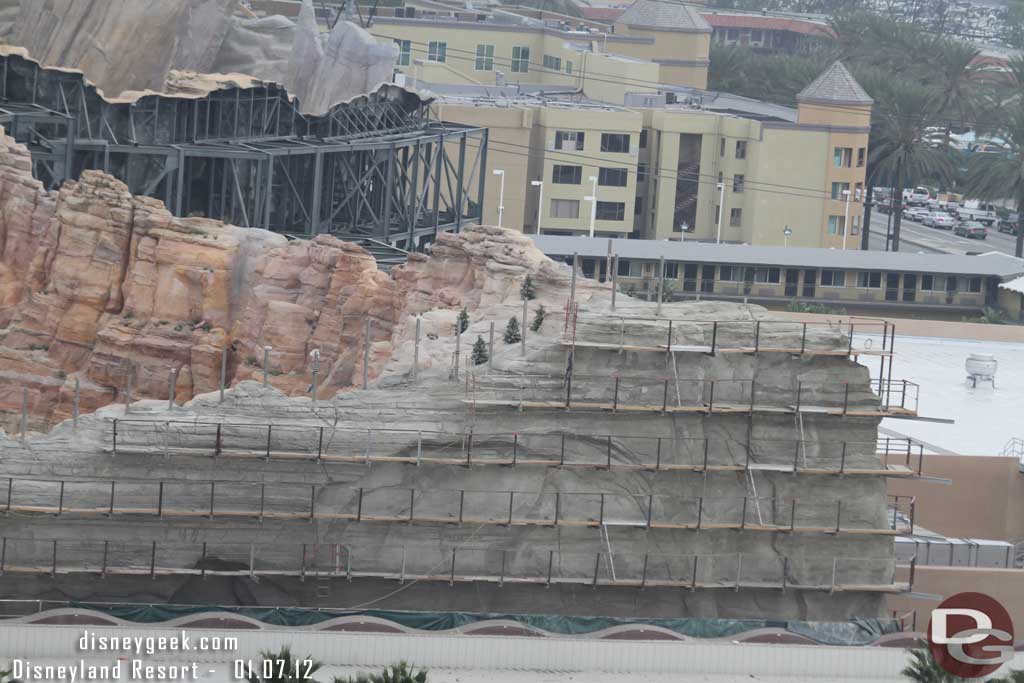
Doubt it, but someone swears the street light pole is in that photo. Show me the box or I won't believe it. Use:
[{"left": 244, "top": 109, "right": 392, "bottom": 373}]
[
  {"left": 716, "top": 182, "right": 725, "bottom": 244},
  {"left": 842, "top": 188, "right": 852, "bottom": 250},
  {"left": 587, "top": 175, "right": 598, "bottom": 237},
  {"left": 492, "top": 169, "right": 505, "bottom": 228},
  {"left": 783, "top": 225, "right": 792, "bottom": 248},
  {"left": 531, "top": 179, "right": 543, "bottom": 234}
]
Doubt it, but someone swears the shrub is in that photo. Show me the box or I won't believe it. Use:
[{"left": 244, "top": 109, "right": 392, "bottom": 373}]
[
  {"left": 457, "top": 307, "right": 469, "bottom": 333},
  {"left": 471, "top": 335, "right": 488, "bottom": 365},
  {"left": 333, "top": 662, "right": 427, "bottom": 683},
  {"left": 520, "top": 274, "right": 536, "bottom": 301},
  {"left": 530, "top": 305, "right": 546, "bottom": 332},
  {"left": 785, "top": 301, "right": 847, "bottom": 315},
  {"left": 503, "top": 316, "right": 521, "bottom": 344},
  {"left": 245, "top": 646, "right": 321, "bottom": 683}
]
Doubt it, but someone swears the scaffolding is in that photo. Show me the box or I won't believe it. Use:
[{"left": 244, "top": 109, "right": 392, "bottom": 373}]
[{"left": 0, "top": 52, "right": 487, "bottom": 250}]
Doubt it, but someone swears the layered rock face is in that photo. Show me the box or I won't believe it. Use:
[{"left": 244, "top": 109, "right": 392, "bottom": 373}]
[
  {"left": 0, "top": 129, "right": 579, "bottom": 432},
  {"left": 5, "top": 0, "right": 394, "bottom": 114}
]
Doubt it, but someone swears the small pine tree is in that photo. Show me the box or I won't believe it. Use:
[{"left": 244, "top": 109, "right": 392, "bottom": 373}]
[
  {"left": 503, "top": 316, "right": 521, "bottom": 344},
  {"left": 520, "top": 275, "right": 536, "bottom": 301},
  {"left": 530, "top": 304, "right": 546, "bottom": 332},
  {"left": 457, "top": 307, "right": 469, "bottom": 333},
  {"left": 471, "top": 336, "right": 488, "bottom": 365}
]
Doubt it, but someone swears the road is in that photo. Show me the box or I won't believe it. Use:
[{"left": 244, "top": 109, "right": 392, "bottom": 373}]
[{"left": 864, "top": 211, "right": 1021, "bottom": 256}]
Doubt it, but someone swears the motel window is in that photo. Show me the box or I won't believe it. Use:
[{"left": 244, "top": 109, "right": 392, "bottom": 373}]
[
  {"left": 596, "top": 201, "right": 626, "bottom": 221},
  {"left": 828, "top": 215, "right": 846, "bottom": 235},
  {"left": 857, "top": 147, "right": 866, "bottom": 167},
  {"left": 857, "top": 271, "right": 881, "bottom": 288},
  {"left": 665, "top": 262, "right": 679, "bottom": 278},
  {"left": 512, "top": 46, "right": 530, "bottom": 72},
  {"left": 729, "top": 208, "right": 742, "bottom": 227},
  {"left": 754, "top": 268, "right": 780, "bottom": 283},
  {"left": 618, "top": 258, "right": 631, "bottom": 276},
  {"left": 733, "top": 174, "right": 745, "bottom": 193},
  {"left": 601, "top": 133, "right": 630, "bottom": 153},
  {"left": 550, "top": 198, "right": 580, "bottom": 219},
  {"left": 543, "top": 54, "right": 562, "bottom": 71},
  {"left": 552, "top": 165, "right": 582, "bottom": 184},
  {"left": 921, "top": 274, "right": 947, "bottom": 291},
  {"left": 735, "top": 140, "right": 747, "bottom": 159},
  {"left": 821, "top": 270, "right": 846, "bottom": 287},
  {"left": 598, "top": 167, "right": 628, "bottom": 187},
  {"left": 751, "top": 29, "right": 763, "bottom": 42},
  {"left": 566, "top": 60, "right": 573, "bottom": 74},
  {"left": 968, "top": 277, "right": 982, "bottom": 293},
  {"left": 427, "top": 41, "right": 447, "bottom": 62},
  {"left": 394, "top": 39, "right": 411, "bottom": 66},
  {"left": 719, "top": 265, "right": 740, "bottom": 282},
  {"left": 475, "top": 44, "right": 494, "bottom": 71},
  {"left": 555, "top": 130, "right": 584, "bottom": 151}
]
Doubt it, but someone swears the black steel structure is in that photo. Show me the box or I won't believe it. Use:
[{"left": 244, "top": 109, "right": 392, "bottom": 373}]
[{"left": 0, "top": 52, "right": 487, "bottom": 250}]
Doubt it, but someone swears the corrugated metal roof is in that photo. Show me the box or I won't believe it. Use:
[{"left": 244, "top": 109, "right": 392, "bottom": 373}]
[
  {"left": 531, "top": 235, "right": 1024, "bottom": 278},
  {"left": 616, "top": 0, "right": 712, "bottom": 32},
  {"left": 999, "top": 274, "right": 1024, "bottom": 293},
  {"left": 796, "top": 61, "right": 873, "bottom": 105}
]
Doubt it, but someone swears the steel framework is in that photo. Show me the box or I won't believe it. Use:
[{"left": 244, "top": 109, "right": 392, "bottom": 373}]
[{"left": 0, "top": 53, "right": 487, "bottom": 250}]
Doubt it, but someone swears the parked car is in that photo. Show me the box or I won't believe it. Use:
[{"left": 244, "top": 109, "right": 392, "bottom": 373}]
[
  {"left": 998, "top": 220, "right": 1021, "bottom": 236},
  {"left": 926, "top": 212, "right": 956, "bottom": 229},
  {"left": 955, "top": 200, "right": 998, "bottom": 226},
  {"left": 905, "top": 207, "right": 930, "bottom": 222},
  {"left": 954, "top": 221, "right": 988, "bottom": 239}
]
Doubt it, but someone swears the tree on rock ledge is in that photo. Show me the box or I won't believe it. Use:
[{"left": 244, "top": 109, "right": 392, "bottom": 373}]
[
  {"left": 520, "top": 275, "right": 536, "bottom": 301},
  {"left": 503, "top": 316, "right": 521, "bottom": 344},
  {"left": 471, "top": 336, "right": 488, "bottom": 365},
  {"left": 457, "top": 307, "right": 470, "bottom": 333}
]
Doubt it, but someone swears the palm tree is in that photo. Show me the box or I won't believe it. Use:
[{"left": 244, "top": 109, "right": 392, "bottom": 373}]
[
  {"left": 863, "top": 77, "right": 952, "bottom": 251},
  {"left": 246, "top": 647, "right": 323, "bottom": 683},
  {"left": 965, "top": 103, "right": 1024, "bottom": 257},
  {"left": 902, "top": 647, "right": 960, "bottom": 682},
  {"left": 925, "top": 37, "right": 984, "bottom": 150}
]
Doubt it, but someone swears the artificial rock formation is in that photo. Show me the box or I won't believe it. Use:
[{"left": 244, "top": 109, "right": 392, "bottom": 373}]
[
  {"left": 0, "top": 127, "right": 584, "bottom": 432},
  {"left": 5, "top": 0, "right": 394, "bottom": 114}
]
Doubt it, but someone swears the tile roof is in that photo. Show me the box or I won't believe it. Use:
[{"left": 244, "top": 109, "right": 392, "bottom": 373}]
[
  {"left": 616, "top": 0, "right": 711, "bottom": 32},
  {"left": 796, "top": 61, "right": 873, "bottom": 106},
  {"left": 581, "top": 6, "right": 625, "bottom": 21},
  {"left": 700, "top": 12, "right": 835, "bottom": 38}
]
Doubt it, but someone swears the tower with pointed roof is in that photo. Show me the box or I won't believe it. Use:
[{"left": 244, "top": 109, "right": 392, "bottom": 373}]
[
  {"left": 796, "top": 61, "right": 873, "bottom": 249},
  {"left": 613, "top": 0, "right": 712, "bottom": 89}
]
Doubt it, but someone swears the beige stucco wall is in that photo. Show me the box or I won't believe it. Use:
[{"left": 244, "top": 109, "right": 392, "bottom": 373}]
[
  {"left": 611, "top": 24, "right": 711, "bottom": 88},
  {"left": 888, "top": 566, "right": 1024, "bottom": 632},
  {"left": 888, "top": 455, "right": 1024, "bottom": 541}
]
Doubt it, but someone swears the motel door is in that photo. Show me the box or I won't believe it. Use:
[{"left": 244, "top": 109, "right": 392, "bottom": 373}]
[
  {"left": 801, "top": 269, "right": 816, "bottom": 298},
  {"left": 701, "top": 265, "right": 715, "bottom": 292},
  {"left": 902, "top": 274, "right": 917, "bottom": 302},
  {"left": 784, "top": 269, "right": 800, "bottom": 297},
  {"left": 885, "top": 273, "right": 900, "bottom": 301}
]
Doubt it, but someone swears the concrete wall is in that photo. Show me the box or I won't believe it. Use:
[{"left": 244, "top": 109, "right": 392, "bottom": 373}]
[
  {"left": 888, "top": 454, "right": 1024, "bottom": 541},
  {"left": 888, "top": 565, "right": 1024, "bottom": 631}
]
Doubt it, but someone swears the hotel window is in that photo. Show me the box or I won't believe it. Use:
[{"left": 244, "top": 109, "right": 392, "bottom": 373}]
[
  {"left": 821, "top": 270, "right": 846, "bottom": 287},
  {"left": 968, "top": 277, "right": 982, "bottom": 293},
  {"left": 828, "top": 215, "right": 846, "bottom": 235},
  {"left": 720, "top": 137, "right": 726, "bottom": 156},
  {"left": 598, "top": 167, "right": 628, "bottom": 187},
  {"left": 617, "top": 258, "right": 631, "bottom": 276},
  {"left": 754, "top": 267, "right": 780, "bottom": 283},
  {"left": 565, "top": 60, "right": 573, "bottom": 74},
  {"left": 596, "top": 201, "right": 625, "bottom": 220},
  {"left": 639, "top": 130, "right": 648, "bottom": 148},
  {"left": 921, "top": 274, "right": 947, "bottom": 291},
  {"left": 857, "top": 271, "right": 882, "bottom": 288},
  {"left": 735, "top": 140, "right": 747, "bottom": 159},
  {"left": 729, "top": 208, "right": 742, "bottom": 227},
  {"left": 733, "top": 174, "right": 745, "bottom": 193},
  {"left": 635, "top": 197, "right": 644, "bottom": 215},
  {"left": 857, "top": 147, "right": 866, "bottom": 167},
  {"left": 665, "top": 262, "right": 679, "bottom": 278},
  {"left": 427, "top": 41, "right": 447, "bottom": 62},
  {"left": 854, "top": 182, "right": 863, "bottom": 200},
  {"left": 394, "top": 39, "right": 411, "bottom": 66},
  {"left": 511, "top": 46, "right": 530, "bottom": 73},
  {"left": 475, "top": 44, "right": 494, "bottom": 71},
  {"left": 601, "top": 133, "right": 630, "bottom": 153},
  {"left": 719, "top": 265, "right": 740, "bottom": 282},
  {"left": 551, "top": 165, "right": 582, "bottom": 184},
  {"left": 637, "top": 163, "right": 648, "bottom": 183},
  {"left": 555, "top": 130, "right": 584, "bottom": 151},
  {"left": 831, "top": 182, "right": 850, "bottom": 200},
  {"left": 543, "top": 54, "right": 561, "bottom": 71},
  {"left": 550, "top": 198, "right": 580, "bottom": 219},
  {"left": 834, "top": 147, "right": 852, "bottom": 167}
]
